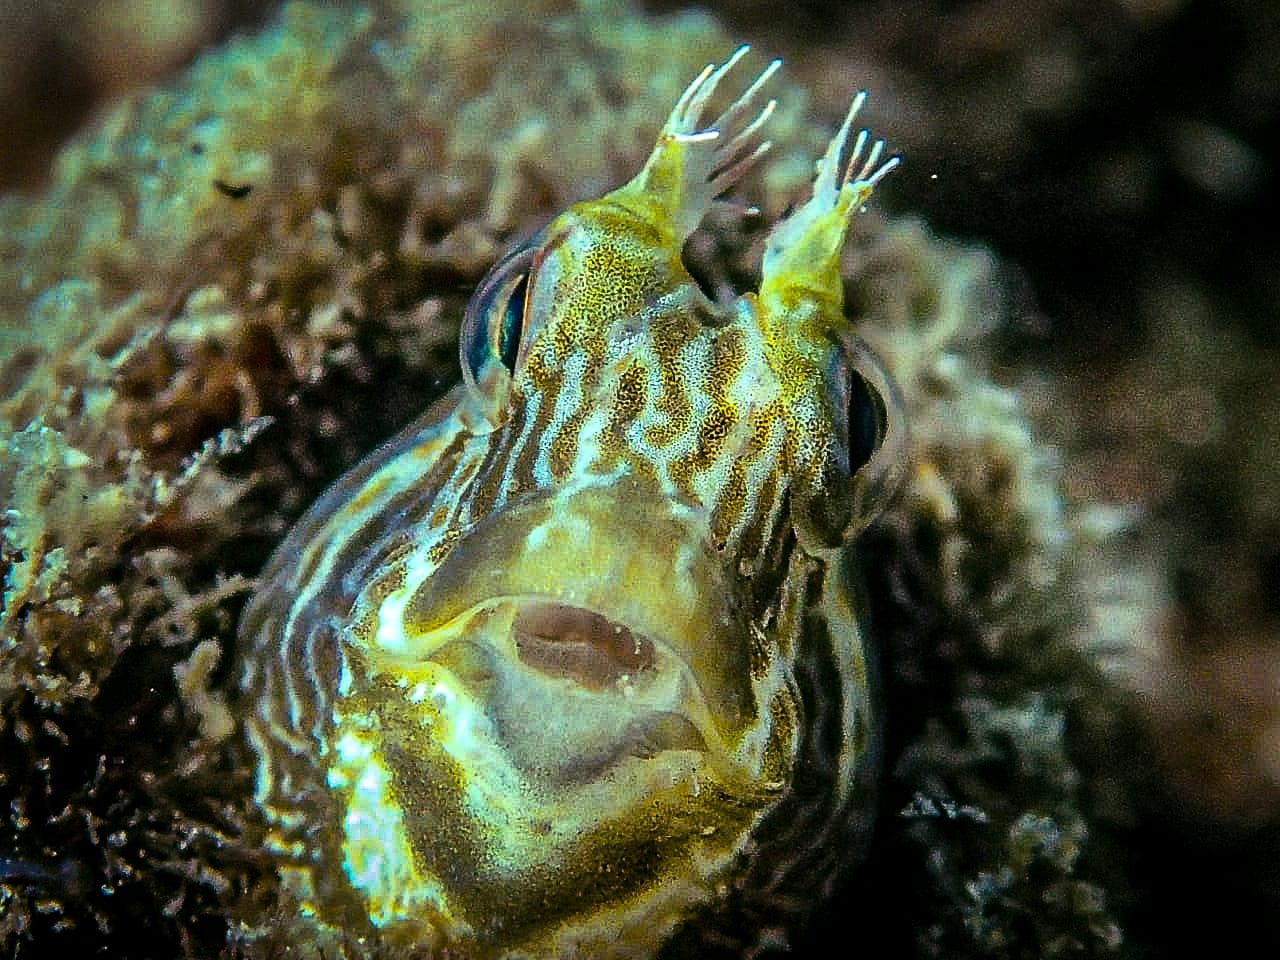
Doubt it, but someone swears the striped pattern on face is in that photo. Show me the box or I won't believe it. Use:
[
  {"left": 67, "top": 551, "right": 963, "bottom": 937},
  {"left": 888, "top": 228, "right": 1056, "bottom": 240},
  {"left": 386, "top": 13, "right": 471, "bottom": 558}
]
[{"left": 460, "top": 284, "right": 795, "bottom": 568}]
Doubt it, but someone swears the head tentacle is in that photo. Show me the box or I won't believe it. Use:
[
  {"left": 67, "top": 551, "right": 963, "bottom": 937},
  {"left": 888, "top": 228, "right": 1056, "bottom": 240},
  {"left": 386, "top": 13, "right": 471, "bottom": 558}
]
[
  {"left": 760, "top": 89, "right": 899, "bottom": 328},
  {"left": 616, "top": 46, "right": 781, "bottom": 243}
]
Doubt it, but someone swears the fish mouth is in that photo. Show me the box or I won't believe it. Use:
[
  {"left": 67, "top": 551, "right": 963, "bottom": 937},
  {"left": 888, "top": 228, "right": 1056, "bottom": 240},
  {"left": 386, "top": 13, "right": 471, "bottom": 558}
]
[
  {"left": 420, "top": 597, "right": 722, "bottom": 787},
  {"left": 370, "top": 474, "right": 760, "bottom": 787}
]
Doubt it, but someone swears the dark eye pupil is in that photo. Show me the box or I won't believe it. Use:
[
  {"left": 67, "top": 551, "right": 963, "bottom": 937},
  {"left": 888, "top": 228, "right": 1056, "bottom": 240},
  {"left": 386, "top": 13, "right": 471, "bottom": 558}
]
[
  {"left": 498, "top": 272, "right": 528, "bottom": 372},
  {"left": 459, "top": 243, "right": 538, "bottom": 410},
  {"left": 846, "top": 370, "right": 881, "bottom": 474}
]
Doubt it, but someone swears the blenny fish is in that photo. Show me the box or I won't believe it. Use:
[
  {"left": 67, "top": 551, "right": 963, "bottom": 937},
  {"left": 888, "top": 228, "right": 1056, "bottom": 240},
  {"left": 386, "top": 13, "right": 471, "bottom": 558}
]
[{"left": 239, "top": 47, "right": 903, "bottom": 958}]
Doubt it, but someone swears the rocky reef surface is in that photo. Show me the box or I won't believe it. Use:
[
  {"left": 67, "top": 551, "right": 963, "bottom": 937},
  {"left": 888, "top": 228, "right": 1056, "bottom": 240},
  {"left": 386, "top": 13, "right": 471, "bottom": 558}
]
[{"left": 2, "top": 0, "right": 1272, "bottom": 956}]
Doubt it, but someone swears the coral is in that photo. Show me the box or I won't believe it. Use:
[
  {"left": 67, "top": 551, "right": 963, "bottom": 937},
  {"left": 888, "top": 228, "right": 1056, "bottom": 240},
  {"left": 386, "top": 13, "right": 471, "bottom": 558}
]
[{"left": 0, "top": 0, "right": 1155, "bottom": 957}]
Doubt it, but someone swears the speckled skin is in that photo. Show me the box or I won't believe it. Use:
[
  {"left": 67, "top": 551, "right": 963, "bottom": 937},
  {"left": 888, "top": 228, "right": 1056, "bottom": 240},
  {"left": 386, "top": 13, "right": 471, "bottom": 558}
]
[{"left": 238, "top": 50, "right": 901, "bottom": 957}]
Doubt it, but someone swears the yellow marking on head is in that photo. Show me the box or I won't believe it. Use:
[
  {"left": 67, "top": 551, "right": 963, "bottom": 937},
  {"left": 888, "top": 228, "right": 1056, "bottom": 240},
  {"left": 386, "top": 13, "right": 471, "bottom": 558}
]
[
  {"left": 709, "top": 459, "right": 749, "bottom": 547},
  {"left": 606, "top": 362, "right": 648, "bottom": 446},
  {"left": 547, "top": 408, "right": 588, "bottom": 480},
  {"left": 545, "top": 238, "right": 648, "bottom": 362},
  {"left": 345, "top": 473, "right": 391, "bottom": 515},
  {"left": 426, "top": 529, "right": 459, "bottom": 565},
  {"left": 427, "top": 502, "right": 451, "bottom": 530}
]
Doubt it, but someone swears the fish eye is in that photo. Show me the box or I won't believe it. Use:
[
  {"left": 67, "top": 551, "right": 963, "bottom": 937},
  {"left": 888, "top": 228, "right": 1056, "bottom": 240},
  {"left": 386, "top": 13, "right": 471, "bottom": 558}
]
[
  {"left": 845, "top": 365, "right": 886, "bottom": 476},
  {"left": 459, "top": 243, "right": 535, "bottom": 405},
  {"left": 827, "top": 334, "right": 901, "bottom": 484},
  {"left": 841, "top": 338, "right": 907, "bottom": 533},
  {"left": 795, "top": 334, "right": 906, "bottom": 551}
]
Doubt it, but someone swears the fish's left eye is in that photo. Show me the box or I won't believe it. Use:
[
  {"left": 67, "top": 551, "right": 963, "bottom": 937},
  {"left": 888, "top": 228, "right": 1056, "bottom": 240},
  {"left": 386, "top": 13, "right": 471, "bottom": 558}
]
[
  {"left": 460, "top": 244, "right": 535, "bottom": 418},
  {"left": 836, "top": 338, "right": 906, "bottom": 537},
  {"left": 844, "top": 364, "right": 886, "bottom": 476},
  {"left": 796, "top": 336, "right": 907, "bottom": 553}
]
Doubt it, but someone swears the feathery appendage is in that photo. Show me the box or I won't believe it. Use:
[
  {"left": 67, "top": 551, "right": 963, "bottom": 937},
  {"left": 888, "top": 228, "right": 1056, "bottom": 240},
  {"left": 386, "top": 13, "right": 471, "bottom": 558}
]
[
  {"left": 760, "top": 89, "right": 899, "bottom": 315},
  {"left": 621, "top": 45, "right": 781, "bottom": 241}
]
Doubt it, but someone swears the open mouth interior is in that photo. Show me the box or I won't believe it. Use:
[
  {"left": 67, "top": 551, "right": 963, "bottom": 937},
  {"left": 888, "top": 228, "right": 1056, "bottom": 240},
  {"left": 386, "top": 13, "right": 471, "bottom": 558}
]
[
  {"left": 418, "top": 597, "right": 720, "bottom": 789},
  {"left": 365, "top": 478, "right": 764, "bottom": 812}
]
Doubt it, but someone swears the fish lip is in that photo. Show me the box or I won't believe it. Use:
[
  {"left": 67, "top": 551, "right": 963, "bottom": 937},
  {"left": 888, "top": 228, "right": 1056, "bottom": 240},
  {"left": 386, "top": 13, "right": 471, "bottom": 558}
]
[
  {"left": 510, "top": 599, "right": 658, "bottom": 691},
  {"left": 422, "top": 594, "right": 726, "bottom": 784}
]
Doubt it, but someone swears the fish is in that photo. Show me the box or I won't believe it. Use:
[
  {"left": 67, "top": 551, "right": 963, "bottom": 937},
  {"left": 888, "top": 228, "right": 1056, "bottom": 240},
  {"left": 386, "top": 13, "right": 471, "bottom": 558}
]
[{"left": 238, "top": 45, "right": 904, "bottom": 958}]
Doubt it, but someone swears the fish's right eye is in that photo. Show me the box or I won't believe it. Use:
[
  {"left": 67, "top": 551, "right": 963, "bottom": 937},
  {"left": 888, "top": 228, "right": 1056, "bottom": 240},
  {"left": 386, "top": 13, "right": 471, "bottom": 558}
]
[{"left": 459, "top": 244, "right": 536, "bottom": 418}]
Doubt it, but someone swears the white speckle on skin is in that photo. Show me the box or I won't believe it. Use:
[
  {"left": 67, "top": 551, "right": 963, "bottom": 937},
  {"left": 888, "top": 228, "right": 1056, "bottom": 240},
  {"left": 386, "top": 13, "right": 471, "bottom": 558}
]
[
  {"left": 375, "top": 589, "right": 409, "bottom": 652},
  {"left": 671, "top": 541, "right": 699, "bottom": 606},
  {"left": 525, "top": 521, "right": 549, "bottom": 551},
  {"left": 335, "top": 730, "right": 373, "bottom": 765}
]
